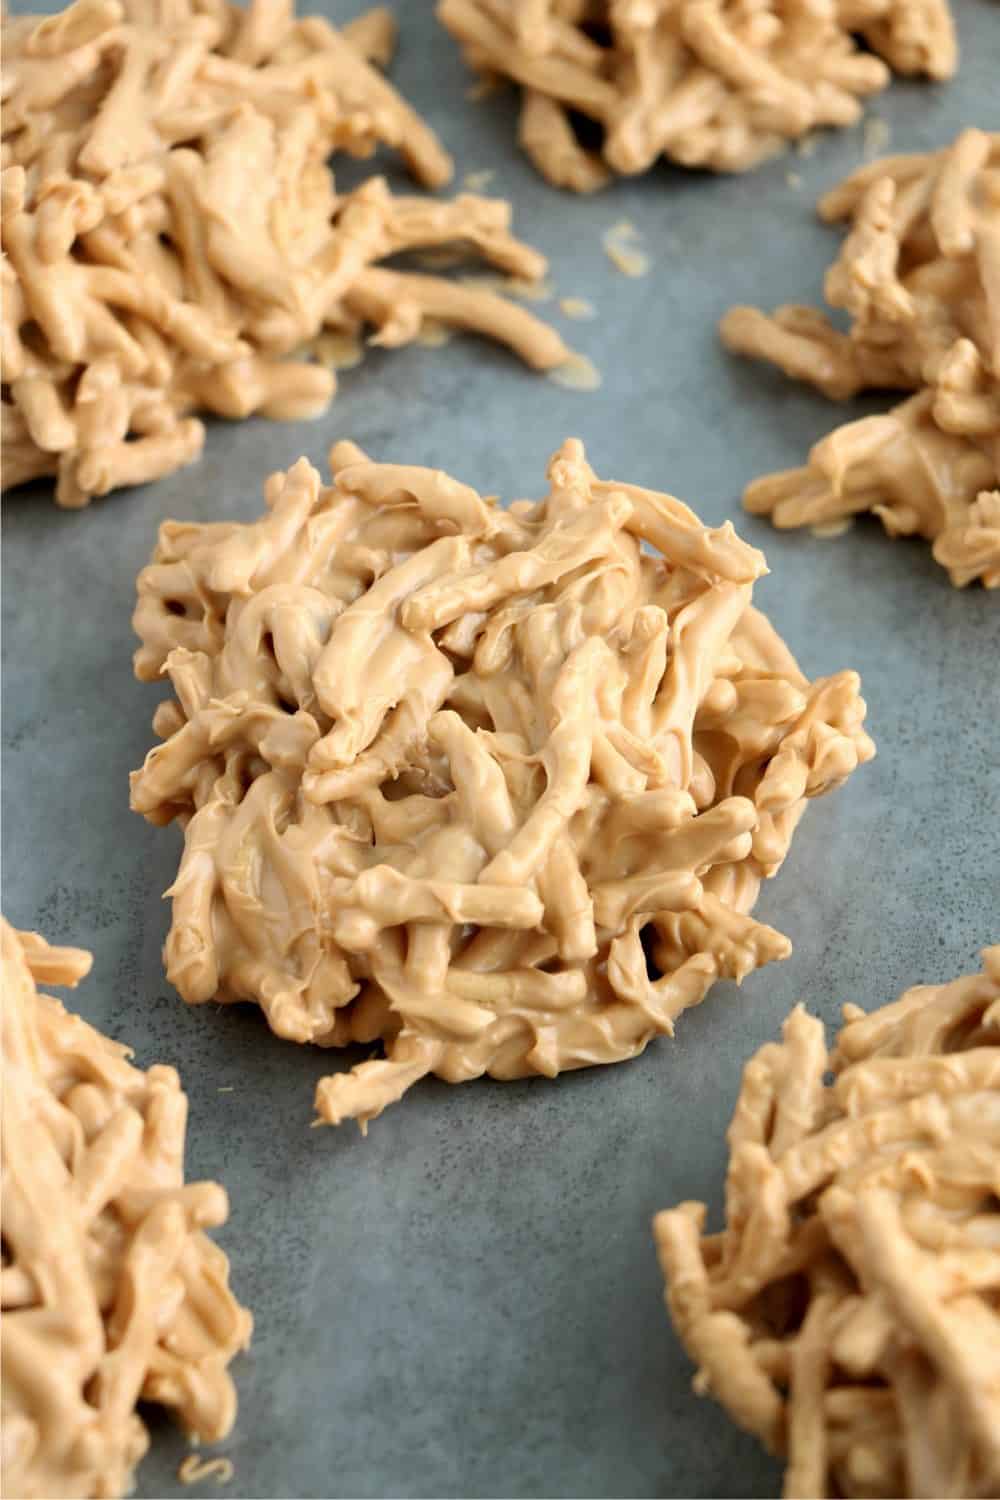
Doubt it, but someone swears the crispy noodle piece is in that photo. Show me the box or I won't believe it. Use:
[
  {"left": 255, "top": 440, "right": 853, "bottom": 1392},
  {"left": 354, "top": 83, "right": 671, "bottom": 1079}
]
[
  {"left": 0, "top": 918, "right": 251, "bottom": 1500},
  {"left": 0, "top": 0, "right": 569, "bottom": 508},
  {"left": 721, "top": 130, "right": 1000, "bottom": 588},
  {"left": 437, "top": 0, "right": 956, "bottom": 190},
  {"left": 654, "top": 946, "right": 1000, "bottom": 1500},
  {"left": 129, "top": 437, "right": 874, "bottom": 1130}
]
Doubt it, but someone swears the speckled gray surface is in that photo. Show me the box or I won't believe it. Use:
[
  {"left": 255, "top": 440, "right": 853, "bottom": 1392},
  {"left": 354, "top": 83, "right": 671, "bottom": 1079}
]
[{"left": 3, "top": 4, "right": 999, "bottom": 1496}]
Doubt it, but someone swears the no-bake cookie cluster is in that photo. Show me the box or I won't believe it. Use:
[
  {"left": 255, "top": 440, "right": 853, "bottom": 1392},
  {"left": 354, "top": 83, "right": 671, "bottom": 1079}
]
[
  {"left": 656, "top": 947, "right": 1000, "bottom": 1498},
  {"left": 438, "top": 0, "right": 956, "bottom": 189},
  {"left": 1, "top": 0, "right": 567, "bottom": 506},
  {"left": 131, "top": 439, "right": 873, "bottom": 1127},
  {"left": 1, "top": 920, "right": 250, "bottom": 1500}
]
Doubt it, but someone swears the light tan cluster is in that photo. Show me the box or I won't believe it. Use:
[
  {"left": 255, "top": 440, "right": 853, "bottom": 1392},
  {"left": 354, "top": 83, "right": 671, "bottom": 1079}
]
[
  {"left": 655, "top": 946, "right": 1000, "bottom": 1500},
  {"left": 0, "top": 0, "right": 570, "bottom": 508},
  {"left": 722, "top": 129, "right": 1000, "bottom": 587},
  {"left": 130, "top": 438, "right": 874, "bottom": 1128},
  {"left": 0, "top": 918, "right": 251, "bottom": 1500},
  {"left": 437, "top": 0, "right": 956, "bottom": 190}
]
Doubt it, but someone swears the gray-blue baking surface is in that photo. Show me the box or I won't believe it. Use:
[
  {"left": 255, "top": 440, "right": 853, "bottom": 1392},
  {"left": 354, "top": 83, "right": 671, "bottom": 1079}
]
[{"left": 3, "top": 3, "right": 999, "bottom": 1495}]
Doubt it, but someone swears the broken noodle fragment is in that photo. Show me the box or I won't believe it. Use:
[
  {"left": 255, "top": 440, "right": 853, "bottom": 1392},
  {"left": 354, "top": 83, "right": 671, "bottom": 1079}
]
[
  {"left": 0, "top": 0, "right": 569, "bottom": 507},
  {"left": 437, "top": 0, "right": 956, "bottom": 190},
  {"left": 721, "top": 130, "right": 1000, "bottom": 587},
  {"left": 654, "top": 946, "right": 1000, "bottom": 1499},
  {"left": 0, "top": 919, "right": 251, "bottom": 1500},
  {"left": 130, "top": 438, "right": 873, "bottom": 1129}
]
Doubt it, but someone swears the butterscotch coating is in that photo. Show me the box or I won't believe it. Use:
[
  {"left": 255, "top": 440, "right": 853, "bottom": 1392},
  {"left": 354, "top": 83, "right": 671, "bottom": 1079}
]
[
  {"left": 437, "top": 0, "right": 956, "bottom": 190},
  {"left": 655, "top": 946, "right": 1000, "bottom": 1500},
  {"left": 0, "top": 919, "right": 251, "bottom": 1500},
  {"left": 130, "top": 438, "right": 873, "bottom": 1128},
  {"left": 721, "top": 130, "right": 1000, "bottom": 587},
  {"left": 0, "top": 0, "right": 569, "bottom": 508}
]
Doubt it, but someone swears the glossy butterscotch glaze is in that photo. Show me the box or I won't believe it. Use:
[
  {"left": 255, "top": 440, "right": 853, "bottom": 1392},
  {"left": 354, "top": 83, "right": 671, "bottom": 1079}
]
[
  {"left": 131, "top": 438, "right": 873, "bottom": 1128},
  {"left": 0, "top": 0, "right": 568, "bottom": 506},
  {"left": 1, "top": 920, "right": 251, "bottom": 1499},
  {"left": 722, "top": 129, "right": 1000, "bottom": 587},
  {"left": 655, "top": 946, "right": 1000, "bottom": 1499},
  {"left": 438, "top": 0, "right": 956, "bottom": 189}
]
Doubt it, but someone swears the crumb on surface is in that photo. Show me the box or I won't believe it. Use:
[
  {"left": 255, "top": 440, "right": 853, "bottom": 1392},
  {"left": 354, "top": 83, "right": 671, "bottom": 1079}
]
[
  {"left": 178, "top": 1455, "right": 235, "bottom": 1487},
  {"left": 558, "top": 297, "right": 597, "bottom": 320}
]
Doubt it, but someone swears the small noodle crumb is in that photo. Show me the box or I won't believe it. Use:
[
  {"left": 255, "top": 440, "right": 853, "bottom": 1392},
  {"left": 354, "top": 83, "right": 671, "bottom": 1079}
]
[
  {"left": 810, "top": 517, "right": 855, "bottom": 538},
  {"left": 785, "top": 170, "right": 803, "bottom": 190},
  {"left": 606, "top": 245, "right": 650, "bottom": 276},
  {"left": 602, "top": 222, "right": 649, "bottom": 277},
  {"left": 559, "top": 297, "right": 597, "bottom": 320},
  {"left": 217, "top": 1085, "right": 235, "bottom": 1093},
  {"left": 416, "top": 319, "right": 454, "bottom": 348},
  {"left": 311, "top": 332, "right": 365, "bottom": 372},
  {"left": 463, "top": 169, "right": 496, "bottom": 191},
  {"left": 863, "top": 115, "right": 891, "bottom": 158},
  {"left": 796, "top": 134, "right": 819, "bottom": 158},
  {"left": 547, "top": 353, "right": 602, "bottom": 390},
  {"left": 178, "top": 1455, "right": 235, "bottom": 1486}
]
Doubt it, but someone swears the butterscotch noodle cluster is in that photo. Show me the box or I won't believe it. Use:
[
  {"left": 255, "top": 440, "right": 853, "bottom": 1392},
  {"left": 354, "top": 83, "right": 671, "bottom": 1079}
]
[
  {"left": 0, "top": 918, "right": 251, "bottom": 1500},
  {"left": 437, "top": 0, "right": 956, "bottom": 191},
  {"left": 0, "top": 0, "right": 568, "bottom": 508},
  {"left": 130, "top": 438, "right": 874, "bottom": 1128},
  {"left": 655, "top": 946, "right": 1000, "bottom": 1500},
  {"left": 722, "top": 129, "right": 1000, "bottom": 587}
]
